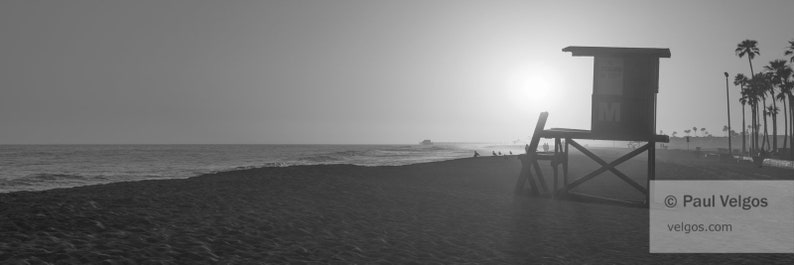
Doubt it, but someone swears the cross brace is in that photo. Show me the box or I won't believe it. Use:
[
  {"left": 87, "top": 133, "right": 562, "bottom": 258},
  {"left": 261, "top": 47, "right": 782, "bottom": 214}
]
[{"left": 562, "top": 139, "right": 651, "bottom": 195}]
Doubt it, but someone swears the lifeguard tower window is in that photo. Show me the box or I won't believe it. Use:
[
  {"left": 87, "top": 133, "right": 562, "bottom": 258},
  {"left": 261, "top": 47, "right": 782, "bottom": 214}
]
[{"left": 563, "top": 46, "right": 671, "bottom": 141}]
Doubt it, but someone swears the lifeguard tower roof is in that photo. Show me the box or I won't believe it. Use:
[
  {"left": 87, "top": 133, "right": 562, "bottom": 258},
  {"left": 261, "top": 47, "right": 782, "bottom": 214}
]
[{"left": 562, "top": 46, "right": 671, "bottom": 58}]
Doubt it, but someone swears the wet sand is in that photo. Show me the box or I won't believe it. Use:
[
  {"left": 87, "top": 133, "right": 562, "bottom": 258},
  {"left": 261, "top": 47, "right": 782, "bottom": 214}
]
[{"left": 1, "top": 149, "right": 793, "bottom": 264}]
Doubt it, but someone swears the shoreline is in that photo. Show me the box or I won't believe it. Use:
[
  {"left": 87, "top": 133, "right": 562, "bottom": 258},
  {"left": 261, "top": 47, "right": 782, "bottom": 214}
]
[
  {"left": 6, "top": 147, "right": 794, "bottom": 195},
  {"left": 0, "top": 157, "right": 477, "bottom": 195},
  {"left": 0, "top": 144, "right": 487, "bottom": 194}
]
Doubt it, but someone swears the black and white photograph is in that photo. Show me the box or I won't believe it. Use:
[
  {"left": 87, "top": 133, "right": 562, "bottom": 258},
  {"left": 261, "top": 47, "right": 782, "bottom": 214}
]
[{"left": 2, "top": 0, "right": 794, "bottom": 264}]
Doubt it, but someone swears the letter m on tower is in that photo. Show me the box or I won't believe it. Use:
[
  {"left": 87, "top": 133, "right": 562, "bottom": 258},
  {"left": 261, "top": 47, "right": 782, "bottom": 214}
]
[{"left": 598, "top": 102, "right": 621, "bottom": 122}]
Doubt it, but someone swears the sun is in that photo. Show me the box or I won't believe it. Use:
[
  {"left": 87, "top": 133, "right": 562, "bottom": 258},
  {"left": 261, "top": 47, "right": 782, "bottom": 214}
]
[{"left": 505, "top": 64, "right": 562, "bottom": 112}]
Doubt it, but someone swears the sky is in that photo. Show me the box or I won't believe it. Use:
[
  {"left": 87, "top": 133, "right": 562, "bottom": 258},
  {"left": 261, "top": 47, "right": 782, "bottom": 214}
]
[{"left": 1, "top": 0, "right": 794, "bottom": 144}]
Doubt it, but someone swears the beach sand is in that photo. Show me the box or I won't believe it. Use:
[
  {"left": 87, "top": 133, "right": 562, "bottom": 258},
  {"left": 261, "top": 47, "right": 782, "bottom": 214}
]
[{"left": 1, "top": 149, "right": 793, "bottom": 264}]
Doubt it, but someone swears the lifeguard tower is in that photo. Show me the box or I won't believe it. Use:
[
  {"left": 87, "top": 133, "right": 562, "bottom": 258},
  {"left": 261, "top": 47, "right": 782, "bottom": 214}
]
[{"left": 515, "top": 46, "right": 671, "bottom": 206}]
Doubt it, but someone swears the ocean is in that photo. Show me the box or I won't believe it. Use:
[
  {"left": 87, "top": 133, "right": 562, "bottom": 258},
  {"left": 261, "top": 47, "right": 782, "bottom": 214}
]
[{"left": 0, "top": 143, "right": 527, "bottom": 193}]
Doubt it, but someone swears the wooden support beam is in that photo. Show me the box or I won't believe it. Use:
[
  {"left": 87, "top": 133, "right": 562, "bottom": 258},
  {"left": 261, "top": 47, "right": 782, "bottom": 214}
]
[
  {"left": 563, "top": 140, "right": 649, "bottom": 192},
  {"left": 526, "top": 164, "right": 539, "bottom": 195},
  {"left": 515, "top": 155, "right": 540, "bottom": 195},
  {"left": 568, "top": 141, "right": 648, "bottom": 194},
  {"left": 647, "top": 140, "right": 656, "bottom": 206},
  {"left": 553, "top": 137, "right": 561, "bottom": 194},
  {"left": 532, "top": 160, "right": 548, "bottom": 192},
  {"left": 563, "top": 138, "right": 569, "bottom": 186}
]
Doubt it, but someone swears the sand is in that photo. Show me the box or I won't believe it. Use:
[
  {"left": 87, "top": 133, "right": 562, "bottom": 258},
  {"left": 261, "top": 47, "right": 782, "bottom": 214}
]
[{"left": 1, "top": 149, "right": 793, "bottom": 264}]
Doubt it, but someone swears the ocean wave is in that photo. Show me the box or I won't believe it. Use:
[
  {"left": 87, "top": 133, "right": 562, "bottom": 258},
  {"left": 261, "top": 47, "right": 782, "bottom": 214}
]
[
  {"left": 370, "top": 150, "right": 409, "bottom": 155},
  {"left": 24, "top": 173, "right": 87, "bottom": 181},
  {"left": 300, "top": 155, "right": 343, "bottom": 163},
  {"left": 260, "top": 162, "right": 291, "bottom": 168},
  {"left": 0, "top": 173, "right": 95, "bottom": 192},
  {"left": 328, "top": 150, "right": 368, "bottom": 157}
]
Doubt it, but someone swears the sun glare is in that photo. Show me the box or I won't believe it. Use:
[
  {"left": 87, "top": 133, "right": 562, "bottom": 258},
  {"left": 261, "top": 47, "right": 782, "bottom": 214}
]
[{"left": 506, "top": 64, "right": 562, "bottom": 112}]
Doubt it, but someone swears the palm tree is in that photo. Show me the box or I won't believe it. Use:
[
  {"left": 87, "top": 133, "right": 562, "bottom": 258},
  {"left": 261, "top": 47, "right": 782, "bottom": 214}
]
[
  {"left": 764, "top": 60, "right": 792, "bottom": 152},
  {"left": 684, "top": 129, "right": 691, "bottom": 137},
  {"left": 693, "top": 127, "right": 698, "bottom": 137},
  {"left": 785, "top": 40, "right": 794, "bottom": 63},
  {"left": 751, "top": 73, "right": 773, "bottom": 151},
  {"left": 672, "top": 131, "right": 678, "bottom": 138},
  {"left": 736, "top": 40, "right": 762, "bottom": 152},
  {"left": 747, "top": 76, "right": 762, "bottom": 153},
  {"left": 735, "top": 73, "right": 749, "bottom": 154},
  {"left": 700, "top": 127, "right": 706, "bottom": 137},
  {"left": 736, "top": 39, "right": 760, "bottom": 77},
  {"left": 768, "top": 60, "right": 793, "bottom": 152}
]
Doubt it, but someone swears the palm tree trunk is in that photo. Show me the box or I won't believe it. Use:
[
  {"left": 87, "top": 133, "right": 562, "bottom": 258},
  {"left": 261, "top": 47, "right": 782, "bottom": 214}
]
[
  {"left": 788, "top": 94, "right": 794, "bottom": 158},
  {"left": 753, "top": 103, "right": 759, "bottom": 154},
  {"left": 762, "top": 98, "right": 769, "bottom": 151},
  {"left": 770, "top": 91, "right": 778, "bottom": 152},
  {"left": 772, "top": 112, "right": 778, "bottom": 152},
  {"left": 742, "top": 103, "right": 747, "bottom": 154},
  {"left": 749, "top": 57, "right": 755, "bottom": 77},
  {"left": 761, "top": 98, "right": 769, "bottom": 151},
  {"left": 783, "top": 98, "right": 788, "bottom": 152},
  {"left": 756, "top": 103, "right": 762, "bottom": 152},
  {"left": 750, "top": 104, "right": 755, "bottom": 154}
]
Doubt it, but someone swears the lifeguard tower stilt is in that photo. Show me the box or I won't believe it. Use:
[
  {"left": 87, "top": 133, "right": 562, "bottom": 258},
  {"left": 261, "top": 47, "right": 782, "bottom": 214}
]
[
  {"left": 515, "top": 46, "right": 671, "bottom": 207},
  {"left": 515, "top": 112, "right": 564, "bottom": 196}
]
